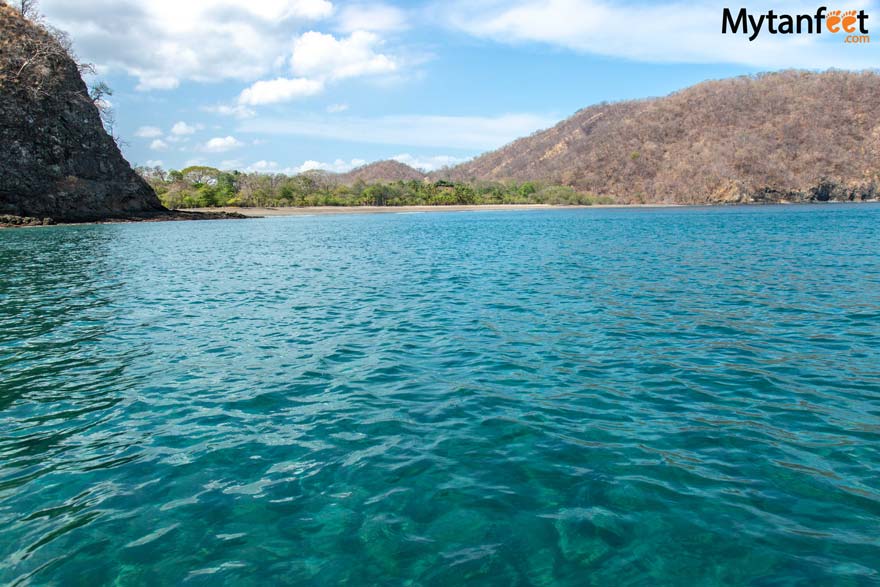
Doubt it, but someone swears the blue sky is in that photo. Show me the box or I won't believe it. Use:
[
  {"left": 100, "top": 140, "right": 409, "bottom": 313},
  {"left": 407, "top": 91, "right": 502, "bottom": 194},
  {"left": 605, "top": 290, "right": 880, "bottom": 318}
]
[{"left": 39, "top": 0, "right": 879, "bottom": 173}]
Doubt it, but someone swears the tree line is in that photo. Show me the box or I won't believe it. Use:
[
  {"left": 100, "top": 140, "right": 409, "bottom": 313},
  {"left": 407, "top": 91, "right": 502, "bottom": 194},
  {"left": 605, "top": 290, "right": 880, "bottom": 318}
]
[{"left": 135, "top": 166, "right": 614, "bottom": 208}]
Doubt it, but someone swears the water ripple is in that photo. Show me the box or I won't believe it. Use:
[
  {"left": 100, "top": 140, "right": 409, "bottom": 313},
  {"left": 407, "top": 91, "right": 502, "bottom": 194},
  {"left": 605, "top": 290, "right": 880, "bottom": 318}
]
[{"left": 1, "top": 206, "right": 879, "bottom": 585}]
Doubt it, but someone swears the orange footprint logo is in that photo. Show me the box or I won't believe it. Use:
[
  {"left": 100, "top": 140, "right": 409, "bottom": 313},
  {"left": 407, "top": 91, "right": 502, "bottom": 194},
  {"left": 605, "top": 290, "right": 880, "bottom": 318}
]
[
  {"left": 842, "top": 9, "right": 858, "bottom": 32},
  {"left": 827, "top": 9, "right": 842, "bottom": 32}
]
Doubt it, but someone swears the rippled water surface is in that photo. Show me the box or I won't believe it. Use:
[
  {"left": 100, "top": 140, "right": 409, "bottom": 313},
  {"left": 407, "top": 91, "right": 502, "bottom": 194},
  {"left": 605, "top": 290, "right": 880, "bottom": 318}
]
[{"left": 1, "top": 205, "right": 879, "bottom": 585}]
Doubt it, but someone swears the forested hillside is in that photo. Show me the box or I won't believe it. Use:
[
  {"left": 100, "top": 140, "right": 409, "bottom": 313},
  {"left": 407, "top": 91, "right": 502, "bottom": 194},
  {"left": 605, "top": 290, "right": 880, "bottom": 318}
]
[{"left": 440, "top": 71, "right": 880, "bottom": 204}]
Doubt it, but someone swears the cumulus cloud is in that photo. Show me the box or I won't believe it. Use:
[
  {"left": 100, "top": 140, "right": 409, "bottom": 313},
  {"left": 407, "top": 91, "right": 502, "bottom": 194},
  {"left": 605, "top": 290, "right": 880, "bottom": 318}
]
[
  {"left": 217, "top": 30, "right": 400, "bottom": 111},
  {"left": 238, "top": 77, "right": 325, "bottom": 106},
  {"left": 336, "top": 3, "right": 408, "bottom": 32},
  {"left": 171, "top": 121, "right": 197, "bottom": 136},
  {"left": 292, "top": 31, "right": 398, "bottom": 80},
  {"left": 326, "top": 103, "right": 350, "bottom": 113},
  {"left": 39, "top": 0, "right": 334, "bottom": 90},
  {"left": 135, "top": 126, "right": 163, "bottom": 138},
  {"left": 145, "top": 159, "right": 164, "bottom": 167},
  {"left": 444, "top": 0, "right": 879, "bottom": 69},
  {"left": 149, "top": 139, "right": 169, "bottom": 151},
  {"left": 201, "top": 136, "right": 245, "bottom": 152},
  {"left": 240, "top": 112, "right": 556, "bottom": 149}
]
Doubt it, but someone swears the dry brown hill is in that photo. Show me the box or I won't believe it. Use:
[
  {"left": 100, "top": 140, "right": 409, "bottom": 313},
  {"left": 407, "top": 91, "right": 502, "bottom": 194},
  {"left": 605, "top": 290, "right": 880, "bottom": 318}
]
[
  {"left": 339, "top": 160, "right": 426, "bottom": 184},
  {"left": 440, "top": 71, "right": 880, "bottom": 204}
]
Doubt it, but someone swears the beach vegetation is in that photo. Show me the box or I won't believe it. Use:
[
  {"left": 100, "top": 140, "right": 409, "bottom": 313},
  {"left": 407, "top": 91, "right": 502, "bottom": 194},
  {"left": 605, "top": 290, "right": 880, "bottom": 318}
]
[{"left": 135, "top": 166, "right": 614, "bottom": 208}]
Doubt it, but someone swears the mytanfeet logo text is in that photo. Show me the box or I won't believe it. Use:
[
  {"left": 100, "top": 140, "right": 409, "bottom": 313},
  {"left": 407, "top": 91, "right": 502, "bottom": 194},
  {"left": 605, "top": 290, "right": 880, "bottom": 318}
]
[{"left": 723, "top": 7, "right": 870, "bottom": 43}]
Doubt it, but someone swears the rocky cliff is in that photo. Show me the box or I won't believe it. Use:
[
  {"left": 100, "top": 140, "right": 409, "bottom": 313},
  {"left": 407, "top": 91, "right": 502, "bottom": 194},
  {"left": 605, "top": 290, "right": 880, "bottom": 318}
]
[
  {"left": 441, "top": 71, "right": 880, "bottom": 204},
  {"left": 0, "top": 4, "right": 166, "bottom": 222}
]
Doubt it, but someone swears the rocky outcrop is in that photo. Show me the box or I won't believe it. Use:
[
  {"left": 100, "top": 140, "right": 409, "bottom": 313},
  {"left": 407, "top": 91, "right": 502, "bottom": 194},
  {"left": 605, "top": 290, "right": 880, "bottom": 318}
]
[
  {"left": 0, "top": 5, "right": 166, "bottom": 222},
  {"left": 0, "top": 214, "right": 55, "bottom": 227},
  {"left": 706, "top": 179, "right": 878, "bottom": 205}
]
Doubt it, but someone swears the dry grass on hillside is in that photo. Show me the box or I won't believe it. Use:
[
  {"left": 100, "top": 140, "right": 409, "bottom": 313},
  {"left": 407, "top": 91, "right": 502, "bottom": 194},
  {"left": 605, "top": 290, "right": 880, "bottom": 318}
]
[
  {"left": 338, "top": 160, "right": 427, "bottom": 184},
  {"left": 441, "top": 71, "right": 880, "bottom": 204}
]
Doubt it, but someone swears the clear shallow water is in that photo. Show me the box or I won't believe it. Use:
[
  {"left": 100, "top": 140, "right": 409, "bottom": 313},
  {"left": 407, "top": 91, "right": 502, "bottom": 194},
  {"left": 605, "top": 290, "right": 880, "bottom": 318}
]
[{"left": 1, "top": 205, "right": 879, "bottom": 586}]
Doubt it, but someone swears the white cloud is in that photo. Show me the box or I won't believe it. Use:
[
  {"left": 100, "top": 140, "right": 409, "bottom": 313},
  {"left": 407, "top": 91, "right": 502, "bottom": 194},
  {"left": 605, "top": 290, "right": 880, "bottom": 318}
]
[
  {"left": 327, "top": 103, "right": 350, "bottom": 113},
  {"left": 262, "top": 0, "right": 334, "bottom": 20},
  {"left": 298, "top": 158, "right": 367, "bottom": 173},
  {"left": 135, "top": 126, "right": 163, "bottom": 138},
  {"left": 444, "top": 0, "right": 880, "bottom": 69},
  {"left": 391, "top": 153, "right": 466, "bottom": 172},
  {"left": 336, "top": 3, "right": 407, "bottom": 32},
  {"left": 238, "top": 77, "right": 325, "bottom": 105},
  {"left": 227, "top": 30, "right": 401, "bottom": 110},
  {"left": 138, "top": 76, "right": 180, "bottom": 91},
  {"left": 240, "top": 112, "right": 556, "bottom": 149},
  {"left": 204, "top": 157, "right": 451, "bottom": 175},
  {"left": 145, "top": 159, "right": 164, "bottom": 167},
  {"left": 171, "top": 121, "right": 197, "bottom": 136},
  {"left": 150, "top": 139, "right": 169, "bottom": 151},
  {"left": 201, "top": 136, "right": 244, "bottom": 152},
  {"left": 40, "top": 0, "right": 334, "bottom": 90},
  {"left": 203, "top": 104, "right": 257, "bottom": 119},
  {"left": 292, "top": 31, "right": 398, "bottom": 80},
  {"left": 224, "top": 158, "right": 367, "bottom": 174},
  {"left": 249, "top": 160, "right": 280, "bottom": 171}
]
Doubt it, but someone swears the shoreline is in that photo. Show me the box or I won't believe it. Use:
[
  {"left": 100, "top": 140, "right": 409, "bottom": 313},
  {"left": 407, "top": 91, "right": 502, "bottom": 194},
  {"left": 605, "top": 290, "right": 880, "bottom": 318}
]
[
  {"left": 0, "top": 209, "right": 249, "bottom": 229},
  {"left": 181, "top": 204, "right": 682, "bottom": 217},
  {"left": 181, "top": 200, "right": 879, "bottom": 217},
  {"left": 4, "top": 201, "right": 878, "bottom": 228}
]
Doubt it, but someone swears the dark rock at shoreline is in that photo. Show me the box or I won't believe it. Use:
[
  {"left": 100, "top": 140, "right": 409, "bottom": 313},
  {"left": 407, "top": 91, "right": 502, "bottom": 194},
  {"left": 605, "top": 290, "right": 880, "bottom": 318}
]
[
  {"left": 0, "top": 209, "right": 252, "bottom": 228},
  {"left": 0, "top": 214, "right": 55, "bottom": 227},
  {"left": 709, "top": 179, "right": 878, "bottom": 205},
  {"left": 147, "top": 210, "right": 252, "bottom": 222}
]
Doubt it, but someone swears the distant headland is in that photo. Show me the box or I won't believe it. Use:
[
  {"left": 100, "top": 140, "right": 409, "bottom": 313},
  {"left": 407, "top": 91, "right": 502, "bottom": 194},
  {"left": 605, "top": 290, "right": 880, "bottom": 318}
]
[{"left": 139, "top": 70, "right": 880, "bottom": 210}]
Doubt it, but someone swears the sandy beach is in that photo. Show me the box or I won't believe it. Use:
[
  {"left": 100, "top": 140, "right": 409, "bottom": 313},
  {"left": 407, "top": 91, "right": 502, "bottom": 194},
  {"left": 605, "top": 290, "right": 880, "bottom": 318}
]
[{"left": 181, "top": 204, "right": 680, "bottom": 217}]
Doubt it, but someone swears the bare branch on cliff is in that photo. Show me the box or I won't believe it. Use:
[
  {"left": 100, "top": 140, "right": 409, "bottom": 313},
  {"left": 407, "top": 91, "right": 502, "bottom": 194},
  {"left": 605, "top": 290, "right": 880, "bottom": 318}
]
[{"left": 17, "top": 0, "right": 38, "bottom": 20}]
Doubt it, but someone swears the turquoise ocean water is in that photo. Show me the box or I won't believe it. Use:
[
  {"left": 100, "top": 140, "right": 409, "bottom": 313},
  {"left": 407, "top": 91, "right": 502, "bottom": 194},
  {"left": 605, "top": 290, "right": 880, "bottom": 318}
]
[{"left": 1, "top": 205, "right": 879, "bottom": 585}]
